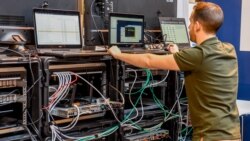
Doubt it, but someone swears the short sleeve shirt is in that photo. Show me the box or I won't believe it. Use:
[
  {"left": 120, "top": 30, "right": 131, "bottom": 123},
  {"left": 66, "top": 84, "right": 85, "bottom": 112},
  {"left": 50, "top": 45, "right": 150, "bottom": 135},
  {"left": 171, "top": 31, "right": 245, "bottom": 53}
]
[{"left": 173, "top": 37, "right": 241, "bottom": 140}]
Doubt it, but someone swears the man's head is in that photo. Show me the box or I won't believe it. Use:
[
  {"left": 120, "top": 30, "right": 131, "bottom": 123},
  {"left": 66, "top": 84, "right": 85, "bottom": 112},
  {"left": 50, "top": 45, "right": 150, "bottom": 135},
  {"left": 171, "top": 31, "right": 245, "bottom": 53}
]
[{"left": 189, "top": 2, "right": 224, "bottom": 43}]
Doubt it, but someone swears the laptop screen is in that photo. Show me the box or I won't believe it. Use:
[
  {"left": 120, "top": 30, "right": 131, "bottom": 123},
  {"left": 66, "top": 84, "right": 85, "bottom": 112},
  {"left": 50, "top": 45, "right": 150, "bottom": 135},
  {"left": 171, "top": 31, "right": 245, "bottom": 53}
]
[
  {"left": 109, "top": 13, "right": 144, "bottom": 48},
  {"left": 33, "top": 8, "right": 82, "bottom": 49},
  {"left": 159, "top": 17, "right": 190, "bottom": 47}
]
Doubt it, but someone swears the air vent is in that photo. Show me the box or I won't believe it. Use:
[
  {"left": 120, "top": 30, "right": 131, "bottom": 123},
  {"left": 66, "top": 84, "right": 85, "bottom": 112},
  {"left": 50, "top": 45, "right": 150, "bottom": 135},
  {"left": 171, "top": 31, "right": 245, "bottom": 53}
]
[{"left": 0, "top": 15, "right": 25, "bottom": 26}]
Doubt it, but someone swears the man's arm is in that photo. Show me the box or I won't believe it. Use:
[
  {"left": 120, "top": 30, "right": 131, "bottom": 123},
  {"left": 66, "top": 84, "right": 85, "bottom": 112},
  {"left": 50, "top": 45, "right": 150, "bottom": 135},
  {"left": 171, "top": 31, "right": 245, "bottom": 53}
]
[{"left": 108, "top": 46, "right": 180, "bottom": 71}]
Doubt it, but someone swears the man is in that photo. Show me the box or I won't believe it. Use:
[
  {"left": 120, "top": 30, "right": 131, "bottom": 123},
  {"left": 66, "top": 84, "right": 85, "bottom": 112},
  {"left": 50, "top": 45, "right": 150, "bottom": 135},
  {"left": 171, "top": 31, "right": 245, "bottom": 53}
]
[{"left": 108, "top": 2, "right": 241, "bottom": 141}]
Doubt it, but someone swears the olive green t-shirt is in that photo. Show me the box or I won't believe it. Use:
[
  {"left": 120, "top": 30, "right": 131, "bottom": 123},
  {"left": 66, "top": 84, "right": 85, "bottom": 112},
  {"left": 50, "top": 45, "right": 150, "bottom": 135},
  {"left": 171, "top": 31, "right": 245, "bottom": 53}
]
[{"left": 173, "top": 37, "right": 241, "bottom": 141}]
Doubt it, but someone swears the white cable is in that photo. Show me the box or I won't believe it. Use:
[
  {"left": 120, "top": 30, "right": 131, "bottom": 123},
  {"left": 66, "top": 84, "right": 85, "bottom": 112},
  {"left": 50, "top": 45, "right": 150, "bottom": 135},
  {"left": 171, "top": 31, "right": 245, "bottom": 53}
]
[
  {"left": 51, "top": 124, "right": 89, "bottom": 140},
  {"left": 49, "top": 72, "right": 65, "bottom": 109},
  {"left": 123, "top": 69, "right": 169, "bottom": 129},
  {"left": 124, "top": 68, "right": 167, "bottom": 128},
  {"left": 49, "top": 73, "right": 73, "bottom": 140},
  {"left": 23, "top": 125, "right": 37, "bottom": 141},
  {"left": 59, "top": 105, "right": 80, "bottom": 131},
  {"left": 177, "top": 90, "right": 183, "bottom": 139},
  {"left": 146, "top": 70, "right": 169, "bottom": 88},
  {"left": 108, "top": 84, "right": 125, "bottom": 105},
  {"left": 123, "top": 97, "right": 144, "bottom": 128},
  {"left": 70, "top": 72, "right": 122, "bottom": 124},
  {"left": 121, "top": 68, "right": 140, "bottom": 126},
  {"left": 61, "top": 88, "right": 70, "bottom": 100},
  {"left": 51, "top": 125, "right": 63, "bottom": 141},
  {"left": 177, "top": 78, "right": 186, "bottom": 140},
  {"left": 182, "top": 110, "right": 189, "bottom": 141},
  {"left": 53, "top": 73, "right": 71, "bottom": 109},
  {"left": 163, "top": 91, "right": 181, "bottom": 122},
  {"left": 49, "top": 86, "right": 57, "bottom": 92},
  {"left": 182, "top": 82, "right": 189, "bottom": 141},
  {"left": 48, "top": 71, "right": 121, "bottom": 140},
  {"left": 49, "top": 72, "right": 72, "bottom": 112}
]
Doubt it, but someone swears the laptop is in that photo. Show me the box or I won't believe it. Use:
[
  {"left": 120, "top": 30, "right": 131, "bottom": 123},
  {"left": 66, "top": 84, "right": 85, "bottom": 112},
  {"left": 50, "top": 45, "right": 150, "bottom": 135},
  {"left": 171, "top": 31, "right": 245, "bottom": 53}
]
[
  {"left": 109, "top": 12, "right": 146, "bottom": 53},
  {"left": 159, "top": 17, "right": 190, "bottom": 49},
  {"left": 33, "top": 8, "right": 108, "bottom": 58}
]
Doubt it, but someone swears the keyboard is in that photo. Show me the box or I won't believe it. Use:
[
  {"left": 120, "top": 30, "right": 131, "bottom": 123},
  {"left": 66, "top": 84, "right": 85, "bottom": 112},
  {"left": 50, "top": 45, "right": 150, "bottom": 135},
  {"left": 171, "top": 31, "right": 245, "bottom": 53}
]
[{"left": 40, "top": 50, "right": 109, "bottom": 58}]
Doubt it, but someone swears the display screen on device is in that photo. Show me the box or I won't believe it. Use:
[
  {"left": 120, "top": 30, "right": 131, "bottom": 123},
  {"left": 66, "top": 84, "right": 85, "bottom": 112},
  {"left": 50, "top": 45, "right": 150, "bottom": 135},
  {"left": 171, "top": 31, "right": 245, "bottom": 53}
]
[
  {"left": 33, "top": 9, "right": 82, "bottom": 48},
  {"left": 109, "top": 13, "right": 144, "bottom": 47}
]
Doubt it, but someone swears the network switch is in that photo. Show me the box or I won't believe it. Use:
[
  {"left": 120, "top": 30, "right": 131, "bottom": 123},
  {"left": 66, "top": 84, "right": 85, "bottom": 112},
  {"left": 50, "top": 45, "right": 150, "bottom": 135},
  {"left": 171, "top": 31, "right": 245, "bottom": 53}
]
[
  {"left": 0, "top": 94, "right": 16, "bottom": 104},
  {"left": 51, "top": 98, "right": 110, "bottom": 118},
  {"left": 0, "top": 67, "right": 26, "bottom": 88},
  {"left": 124, "top": 129, "right": 169, "bottom": 141},
  {"left": 0, "top": 94, "right": 26, "bottom": 104}
]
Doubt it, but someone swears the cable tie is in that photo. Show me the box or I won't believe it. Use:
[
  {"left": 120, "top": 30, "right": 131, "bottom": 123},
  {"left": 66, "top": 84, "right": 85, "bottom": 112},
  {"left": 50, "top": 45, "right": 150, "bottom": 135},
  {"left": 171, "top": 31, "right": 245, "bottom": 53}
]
[{"left": 94, "top": 134, "right": 99, "bottom": 138}]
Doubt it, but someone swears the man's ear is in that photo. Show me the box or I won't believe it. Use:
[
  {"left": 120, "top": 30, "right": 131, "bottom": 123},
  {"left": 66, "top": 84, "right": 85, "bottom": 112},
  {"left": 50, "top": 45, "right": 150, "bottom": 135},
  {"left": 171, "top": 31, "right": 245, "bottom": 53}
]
[{"left": 194, "top": 21, "right": 202, "bottom": 32}]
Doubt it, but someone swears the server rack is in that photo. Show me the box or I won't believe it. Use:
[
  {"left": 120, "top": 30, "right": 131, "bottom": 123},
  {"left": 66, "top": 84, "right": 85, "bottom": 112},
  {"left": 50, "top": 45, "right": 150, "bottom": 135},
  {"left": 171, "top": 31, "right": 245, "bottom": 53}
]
[
  {"left": 118, "top": 62, "right": 180, "bottom": 141},
  {"left": 40, "top": 56, "right": 123, "bottom": 141},
  {"left": 0, "top": 56, "right": 42, "bottom": 140},
  {"left": 0, "top": 54, "right": 180, "bottom": 141}
]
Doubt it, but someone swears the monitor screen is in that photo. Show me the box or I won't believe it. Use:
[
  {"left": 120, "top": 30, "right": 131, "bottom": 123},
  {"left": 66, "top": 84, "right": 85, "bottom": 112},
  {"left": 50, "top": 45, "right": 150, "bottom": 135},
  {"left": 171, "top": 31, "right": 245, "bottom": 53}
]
[
  {"left": 33, "top": 9, "right": 82, "bottom": 48},
  {"left": 109, "top": 13, "right": 144, "bottom": 47},
  {"left": 160, "top": 18, "right": 189, "bottom": 44}
]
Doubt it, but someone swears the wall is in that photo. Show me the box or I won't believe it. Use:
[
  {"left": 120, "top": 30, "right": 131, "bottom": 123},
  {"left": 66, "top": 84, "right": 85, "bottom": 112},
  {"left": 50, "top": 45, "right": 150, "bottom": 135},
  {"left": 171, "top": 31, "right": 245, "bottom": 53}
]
[
  {"left": 206, "top": 0, "right": 250, "bottom": 100},
  {"left": 177, "top": 0, "right": 195, "bottom": 26},
  {"left": 0, "top": 0, "right": 78, "bottom": 26},
  {"left": 240, "top": 0, "right": 250, "bottom": 51}
]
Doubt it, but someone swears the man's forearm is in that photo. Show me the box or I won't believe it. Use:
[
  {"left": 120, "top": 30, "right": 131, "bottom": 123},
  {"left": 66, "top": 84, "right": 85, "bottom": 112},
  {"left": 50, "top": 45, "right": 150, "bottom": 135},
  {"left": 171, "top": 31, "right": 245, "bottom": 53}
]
[
  {"left": 114, "top": 52, "right": 180, "bottom": 71},
  {"left": 115, "top": 53, "right": 153, "bottom": 69}
]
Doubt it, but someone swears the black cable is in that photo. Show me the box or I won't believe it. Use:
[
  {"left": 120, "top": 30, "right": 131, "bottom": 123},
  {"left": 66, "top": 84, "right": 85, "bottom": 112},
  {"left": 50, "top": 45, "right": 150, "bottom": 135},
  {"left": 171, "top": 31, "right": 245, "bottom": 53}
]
[
  {"left": 20, "top": 96, "right": 43, "bottom": 140},
  {"left": 109, "top": 59, "right": 115, "bottom": 86},
  {"left": 144, "top": 33, "right": 153, "bottom": 44},
  {"left": 27, "top": 53, "right": 35, "bottom": 108},
  {"left": 0, "top": 67, "right": 42, "bottom": 138},
  {"left": 25, "top": 110, "right": 43, "bottom": 126},
  {"left": 144, "top": 31, "right": 164, "bottom": 43},
  {"left": 0, "top": 49, "right": 43, "bottom": 140},
  {"left": 26, "top": 110, "right": 43, "bottom": 141},
  {"left": 91, "top": 0, "right": 106, "bottom": 45},
  {"left": 21, "top": 76, "right": 43, "bottom": 131},
  {"left": 0, "top": 47, "right": 25, "bottom": 57},
  {"left": 26, "top": 76, "right": 43, "bottom": 96},
  {"left": 162, "top": 34, "right": 175, "bottom": 44},
  {"left": 23, "top": 125, "right": 38, "bottom": 141}
]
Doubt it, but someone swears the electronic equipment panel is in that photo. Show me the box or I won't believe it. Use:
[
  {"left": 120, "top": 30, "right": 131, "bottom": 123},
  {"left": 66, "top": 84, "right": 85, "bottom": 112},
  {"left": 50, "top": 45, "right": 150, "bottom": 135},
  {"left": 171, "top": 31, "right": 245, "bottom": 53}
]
[
  {"left": 125, "top": 129, "right": 169, "bottom": 141},
  {"left": 42, "top": 59, "right": 123, "bottom": 141},
  {"left": 0, "top": 67, "right": 27, "bottom": 135},
  {"left": 51, "top": 98, "right": 109, "bottom": 118}
]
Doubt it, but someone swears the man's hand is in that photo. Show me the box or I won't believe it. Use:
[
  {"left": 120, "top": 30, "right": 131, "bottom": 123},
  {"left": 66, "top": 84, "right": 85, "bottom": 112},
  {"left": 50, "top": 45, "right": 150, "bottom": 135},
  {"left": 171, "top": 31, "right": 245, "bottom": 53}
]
[
  {"left": 108, "top": 46, "right": 122, "bottom": 59},
  {"left": 167, "top": 44, "right": 179, "bottom": 54}
]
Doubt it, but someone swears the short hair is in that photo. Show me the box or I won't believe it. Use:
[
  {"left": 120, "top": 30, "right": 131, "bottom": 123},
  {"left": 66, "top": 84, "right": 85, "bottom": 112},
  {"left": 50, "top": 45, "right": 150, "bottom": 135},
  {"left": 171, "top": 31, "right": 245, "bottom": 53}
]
[{"left": 192, "top": 2, "right": 224, "bottom": 33}]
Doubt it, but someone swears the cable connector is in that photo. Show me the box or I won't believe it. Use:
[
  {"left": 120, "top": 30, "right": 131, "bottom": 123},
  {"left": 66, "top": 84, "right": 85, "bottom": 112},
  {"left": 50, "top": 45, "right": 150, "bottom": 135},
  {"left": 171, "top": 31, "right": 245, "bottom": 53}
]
[{"left": 48, "top": 121, "right": 54, "bottom": 126}]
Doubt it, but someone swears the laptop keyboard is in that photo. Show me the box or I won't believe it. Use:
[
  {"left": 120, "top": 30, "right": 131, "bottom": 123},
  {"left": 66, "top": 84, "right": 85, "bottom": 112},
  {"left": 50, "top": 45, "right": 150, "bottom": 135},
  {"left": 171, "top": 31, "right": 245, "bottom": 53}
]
[{"left": 41, "top": 50, "right": 109, "bottom": 58}]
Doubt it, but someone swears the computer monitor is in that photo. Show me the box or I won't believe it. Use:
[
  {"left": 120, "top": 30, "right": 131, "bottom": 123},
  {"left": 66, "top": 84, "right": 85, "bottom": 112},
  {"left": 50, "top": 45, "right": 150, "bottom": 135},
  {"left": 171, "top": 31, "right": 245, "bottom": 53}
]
[
  {"left": 159, "top": 17, "right": 190, "bottom": 48},
  {"left": 33, "top": 8, "right": 82, "bottom": 49},
  {"left": 109, "top": 13, "right": 144, "bottom": 47}
]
